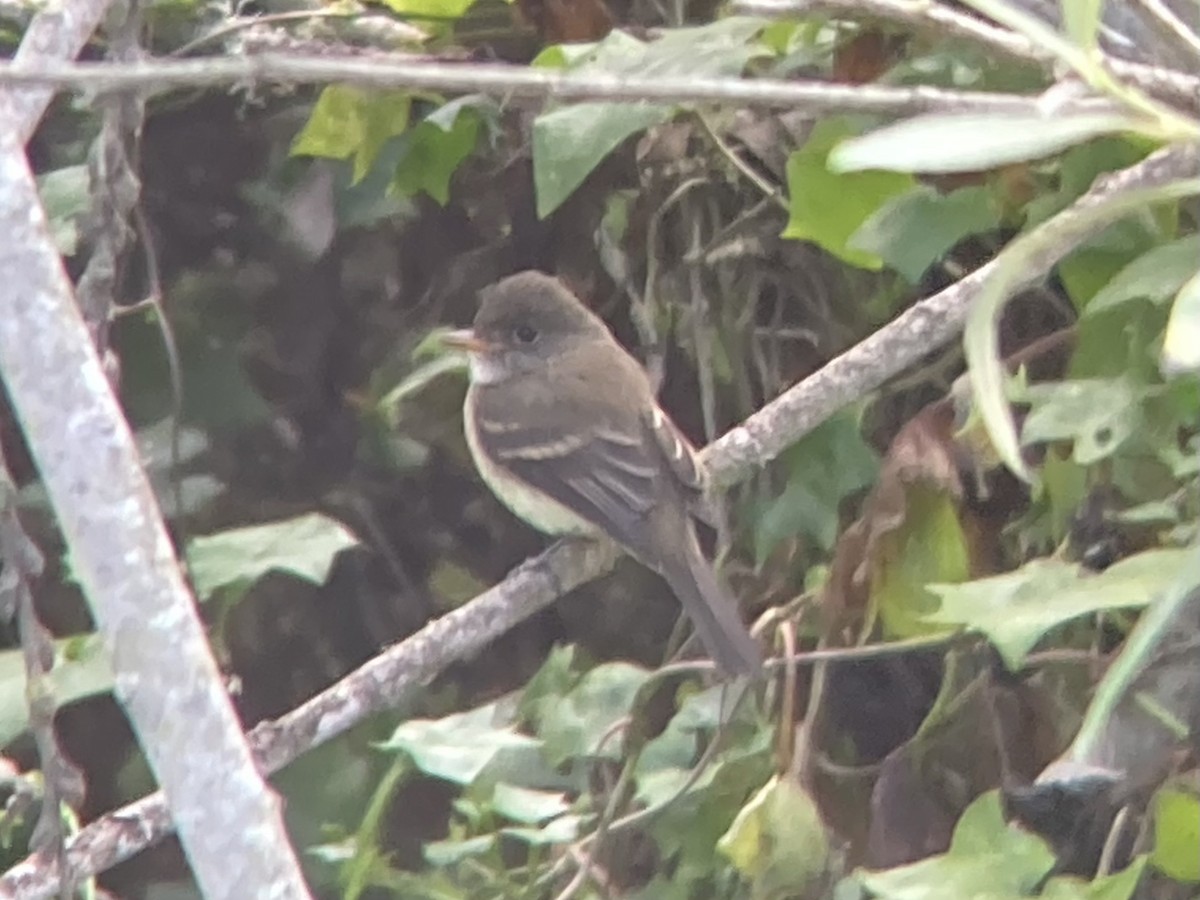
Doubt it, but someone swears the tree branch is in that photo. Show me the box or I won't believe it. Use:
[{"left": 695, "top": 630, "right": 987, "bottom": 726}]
[
  {"left": 0, "top": 52, "right": 1148, "bottom": 117},
  {"left": 730, "top": 0, "right": 1200, "bottom": 114},
  {"left": 0, "top": 0, "right": 113, "bottom": 144},
  {"left": 0, "top": 0, "right": 314, "bottom": 891},
  {"left": 4, "top": 138, "right": 1196, "bottom": 900}
]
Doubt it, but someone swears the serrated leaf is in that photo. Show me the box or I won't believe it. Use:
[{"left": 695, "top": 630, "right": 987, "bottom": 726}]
[
  {"left": 1085, "top": 235, "right": 1200, "bottom": 315},
  {"left": 850, "top": 184, "right": 1002, "bottom": 283},
  {"left": 379, "top": 702, "right": 539, "bottom": 785},
  {"left": 186, "top": 513, "right": 360, "bottom": 602},
  {"left": 1161, "top": 267, "right": 1200, "bottom": 376},
  {"left": 830, "top": 111, "right": 1140, "bottom": 175},
  {"left": 963, "top": 176, "right": 1200, "bottom": 484},
  {"left": 857, "top": 791, "right": 1054, "bottom": 899},
  {"left": 926, "top": 549, "right": 1190, "bottom": 669},
  {"left": 1020, "top": 376, "right": 1147, "bottom": 465},
  {"left": 784, "top": 119, "right": 916, "bottom": 269}
]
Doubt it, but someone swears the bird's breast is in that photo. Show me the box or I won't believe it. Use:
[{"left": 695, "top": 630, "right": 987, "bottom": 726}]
[{"left": 463, "top": 386, "right": 595, "bottom": 537}]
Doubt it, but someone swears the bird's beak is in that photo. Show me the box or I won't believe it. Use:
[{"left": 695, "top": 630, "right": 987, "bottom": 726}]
[{"left": 442, "top": 328, "right": 489, "bottom": 354}]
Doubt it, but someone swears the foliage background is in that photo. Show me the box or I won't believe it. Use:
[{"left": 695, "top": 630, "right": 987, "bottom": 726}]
[{"left": 0, "top": 0, "right": 1198, "bottom": 897}]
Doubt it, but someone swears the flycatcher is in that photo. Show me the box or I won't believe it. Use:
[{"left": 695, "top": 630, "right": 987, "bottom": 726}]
[{"left": 443, "top": 271, "right": 762, "bottom": 677}]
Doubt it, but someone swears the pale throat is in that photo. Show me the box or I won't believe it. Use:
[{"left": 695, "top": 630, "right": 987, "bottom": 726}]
[{"left": 467, "top": 352, "right": 510, "bottom": 385}]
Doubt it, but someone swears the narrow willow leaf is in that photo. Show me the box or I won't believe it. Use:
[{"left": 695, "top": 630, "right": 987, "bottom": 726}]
[
  {"left": 830, "top": 111, "right": 1141, "bottom": 175},
  {"left": 1161, "top": 267, "right": 1200, "bottom": 375},
  {"left": 963, "top": 246, "right": 1034, "bottom": 482},
  {"left": 1062, "top": 0, "right": 1106, "bottom": 51},
  {"left": 963, "top": 176, "right": 1200, "bottom": 484}
]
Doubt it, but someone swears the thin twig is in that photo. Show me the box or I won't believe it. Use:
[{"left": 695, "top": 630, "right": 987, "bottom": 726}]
[
  {"left": 0, "top": 0, "right": 113, "bottom": 144},
  {"left": 0, "top": 75, "right": 314, "bottom": 900},
  {"left": 1127, "top": 0, "right": 1200, "bottom": 67},
  {"left": 696, "top": 112, "right": 787, "bottom": 208},
  {"left": 0, "top": 53, "right": 1143, "bottom": 116}
]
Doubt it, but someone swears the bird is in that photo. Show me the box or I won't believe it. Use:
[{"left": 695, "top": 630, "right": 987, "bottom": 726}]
[{"left": 442, "top": 270, "right": 762, "bottom": 677}]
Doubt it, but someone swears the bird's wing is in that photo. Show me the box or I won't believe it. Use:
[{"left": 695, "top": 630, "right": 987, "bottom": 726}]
[
  {"left": 470, "top": 405, "right": 660, "bottom": 550},
  {"left": 641, "top": 403, "right": 709, "bottom": 518}
]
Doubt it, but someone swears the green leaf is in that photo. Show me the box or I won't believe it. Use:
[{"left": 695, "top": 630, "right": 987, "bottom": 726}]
[
  {"left": 375, "top": 0, "right": 477, "bottom": 19},
  {"left": 36, "top": 164, "right": 90, "bottom": 255},
  {"left": 390, "top": 97, "right": 484, "bottom": 205},
  {"left": 642, "top": 730, "right": 774, "bottom": 867},
  {"left": 291, "top": 86, "right": 411, "bottom": 184},
  {"left": 1062, "top": 0, "right": 1105, "bottom": 50},
  {"left": 857, "top": 791, "right": 1054, "bottom": 899},
  {"left": 378, "top": 351, "right": 466, "bottom": 420},
  {"left": 379, "top": 702, "right": 539, "bottom": 785},
  {"left": 1151, "top": 788, "right": 1200, "bottom": 882},
  {"left": 872, "top": 483, "right": 972, "bottom": 639},
  {"left": 752, "top": 409, "right": 878, "bottom": 565},
  {"left": 717, "top": 775, "right": 831, "bottom": 894},
  {"left": 637, "top": 684, "right": 732, "bottom": 782},
  {"left": 532, "top": 19, "right": 767, "bottom": 218},
  {"left": 829, "top": 111, "right": 1140, "bottom": 175},
  {"left": 533, "top": 103, "right": 671, "bottom": 219},
  {"left": 1161, "top": 266, "right": 1200, "bottom": 376},
  {"left": 502, "top": 813, "right": 587, "bottom": 845},
  {"left": 963, "top": 175, "right": 1200, "bottom": 484},
  {"left": 1020, "top": 376, "right": 1148, "bottom": 465},
  {"left": 1085, "top": 235, "right": 1200, "bottom": 315},
  {"left": 423, "top": 834, "right": 494, "bottom": 866},
  {"left": 926, "top": 548, "right": 1191, "bottom": 669},
  {"left": 186, "top": 513, "right": 360, "bottom": 602},
  {"left": 534, "top": 661, "right": 652, "bottom": 764},
  {"left": 1025, "top": 137, "right": 1154, "bottom": 225},
  {"left": 1041, "top": 857, "right": 1147, "bottom": 899},
  {"left": 490, "top": 783, "right": 569, "bottom": 824},
  {"left": 1058, "top": 217, "right": 1163, "bottom": 309},
  {"left": 519, "top": 645, "right": 584, "bottom": 723},
  {"left": 0, "top": 634, "right": 113, "bottom": 747},
  {"left": 1037, "top": 448, "right": 1089, "bottom": 543},
  {"left": 850, "top": 184, "right": 1002, "bottom": 283},
  {"left": 784, "top": 119, "right": 916, "bottom": 270}
]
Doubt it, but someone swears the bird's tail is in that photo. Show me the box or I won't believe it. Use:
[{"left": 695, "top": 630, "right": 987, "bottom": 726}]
[{"left": 660, "top": 535, "right": 762, "bottom": 678}]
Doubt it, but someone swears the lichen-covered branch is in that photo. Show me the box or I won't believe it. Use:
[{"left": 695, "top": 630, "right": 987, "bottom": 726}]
[
  {"left": 0, "top": 133, "right": 314, "bottom": 899},
  {"left": 0, "top": 52, "right": 1149, "bottom": 117}
]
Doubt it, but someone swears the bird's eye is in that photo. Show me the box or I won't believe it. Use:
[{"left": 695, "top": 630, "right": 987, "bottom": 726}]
[{"left": 513, "top": 324, "right": 538, "bottom": 344}]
